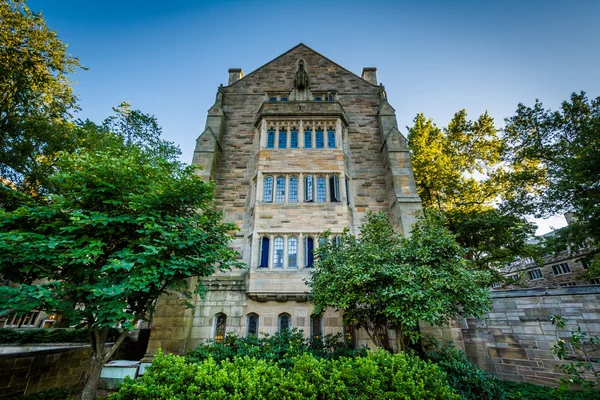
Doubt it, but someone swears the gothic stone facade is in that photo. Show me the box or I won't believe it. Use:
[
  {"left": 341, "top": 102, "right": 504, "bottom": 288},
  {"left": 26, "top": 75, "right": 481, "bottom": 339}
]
[{"left": 145, "top": 44, "right": 422, "bottom": 357}]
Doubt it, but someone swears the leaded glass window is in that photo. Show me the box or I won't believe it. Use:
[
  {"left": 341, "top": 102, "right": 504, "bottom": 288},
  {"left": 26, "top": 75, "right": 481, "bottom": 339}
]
[
  {"left": 214, "top": 313, "right": 227, "bottom": 344},
  {"left": 267, "top": 130, "right": 275, "bottom": 148},
  {"left": 316, "top": 129, "right": 324, "bottom": 148},
  {"left": 316, "top": 176, "right": 326, "bottom": 202},
  {"left": 278, "top": 129, "right": 287, "bottom": 148},
  {"left": 247, "top": 313, "right": 259, "bottom": 337},
  {"left": 311, "top": 315, "right": 322, "bottom": 340},
  {"left": 273, "top": 237, "right": 284, "bottom": 268},
  {"left": 327, "top": 130, "right": 336, "bottom": 148},
  {"left": 288, "top": 237, "right": 298, "bottom": 268},
  {"left": 289, "top": 177, "right": 298, "bottom": 202},
  {"left": 263, "top": 176, "right": 273, "bottom": 202},
  {"left": 304, "top": 175, "right": 314, "bottom": 202},
  {"left": 290, "top": 130, "right": 298, "bottom": 148},
  {"left": 259, "top": 237, "right": 269, "bottom": 268},
  {"left": 279, "top": 313, "right": 290, "bottom": 332},
  {"left": 304, "top": 131, "right": 312, "bottom": 148},
  {"left": 304, "top": 236, "right": 314, "bottom": 268},
  {"left": 275, "top": 176, "right": 286, "bottom": 202}
]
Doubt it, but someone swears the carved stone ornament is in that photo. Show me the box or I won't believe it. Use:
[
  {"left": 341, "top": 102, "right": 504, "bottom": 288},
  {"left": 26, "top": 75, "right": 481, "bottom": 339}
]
[{"left": 294, "top": 60, "right": 309, "bottom": 90}]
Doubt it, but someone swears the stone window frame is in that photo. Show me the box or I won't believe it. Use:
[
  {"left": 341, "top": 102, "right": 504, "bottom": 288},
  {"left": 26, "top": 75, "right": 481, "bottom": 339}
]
[
  {"left": 275, "top": 176, "right": 286, "bottom": 203},
  {"left": 310, "top": 314, "right": 322, "bottom": 340},
  {"left": 528, "top": 268, "right": 543, "bottom": 280},
  {"left": 263, "top": 176, "right": 274, "bottom": 202},
  {"left": 551, "top": 263, "right": 571, "bottom": 276},
  {"left": 260, "top": 119, "right": 342, "bottom": 150},
  {"left": 247, "top": 313, "right": 259, "bottom": 337},
  {"left": 259, "top": 172, "right": 346, "bottom": 205},
  {"left": 214, "top": 313, "right": 227, "bottom": 344},
  {"left": 288, "top": 176, "right": 299, "bottom": 203},
  {"left": 273, "top": 236, "right": 284, "bottom": 268},
  {"left": 253, "top": 232, "right": 339, "bottom": 270},
  {"left": 4, "top": 311, "right": 40, "bottom": 328}
]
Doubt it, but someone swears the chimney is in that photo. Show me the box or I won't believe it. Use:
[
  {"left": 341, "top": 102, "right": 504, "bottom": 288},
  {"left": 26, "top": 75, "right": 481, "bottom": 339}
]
[
  {"left": 228, "top": 68, "right": 243, "bottom": 85},
  {"left": 361, "top": 67, "right": 377, "bottom": 85}
]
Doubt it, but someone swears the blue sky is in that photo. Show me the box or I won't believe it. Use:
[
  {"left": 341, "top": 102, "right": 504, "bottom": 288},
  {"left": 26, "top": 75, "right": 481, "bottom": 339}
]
[{"left": 27, "top": 0, "right": 600, "bottom": 234}]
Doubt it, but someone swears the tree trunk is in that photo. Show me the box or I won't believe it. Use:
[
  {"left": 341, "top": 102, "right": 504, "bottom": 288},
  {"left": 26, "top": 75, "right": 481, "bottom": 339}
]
[
  {"left": 79, "top": 355, "right": 104, "bottom": 400},
  {"left": 395, "top": 327, "right": 405, "bottom": 352}
]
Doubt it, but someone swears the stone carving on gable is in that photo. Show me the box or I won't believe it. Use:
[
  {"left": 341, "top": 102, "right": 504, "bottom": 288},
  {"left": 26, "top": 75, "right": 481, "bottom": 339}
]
[{"left": 294, "top": 60, "right": 309, "bottom": 90}]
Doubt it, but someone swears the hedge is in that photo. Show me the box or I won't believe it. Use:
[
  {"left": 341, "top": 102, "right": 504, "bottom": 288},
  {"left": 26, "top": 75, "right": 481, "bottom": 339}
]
[{"left": 0, "top": 327, "right": 126, "bottom": 344}]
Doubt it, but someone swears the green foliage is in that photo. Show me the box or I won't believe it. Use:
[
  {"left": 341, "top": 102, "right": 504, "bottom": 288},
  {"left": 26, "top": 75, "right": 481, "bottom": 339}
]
[
  {"left": 186, "top": 328, "right": 367, "bottom": 369},
  {"left": 551, "top": 315, "right": 600, "bottom": 391},
  {"left": 0, "top": 0, "right": 85, "bottom": 188},
  {"left": 0, "top": 328, "right": 126, "bottom": 344},
  {"left": 111, "top": 350, "right": 460, "bottom": 400},
  {"left": 503, "top": 92, "right": 600, "bottom": 271},
  {"left": 407, "top": 111, "right": 541, "bottom": 279},
  {"left": 425, "top": 344, "right": 505, "bottom": 400},
  {"left": 20, "top": 388, "right": 75, "bottom": 400},
  {"left": 499, "top": 380, "right": 600, "bottom": 400},
  {"left": 308, "top": 211, "right": 491, "bottom": 350}
]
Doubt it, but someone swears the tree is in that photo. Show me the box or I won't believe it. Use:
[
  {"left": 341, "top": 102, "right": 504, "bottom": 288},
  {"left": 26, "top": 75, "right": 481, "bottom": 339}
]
[
  {"left": 503, "top": 92, "right": 600, "bottom": 272},
  {"left": 407, "top": 111, "right": 541, "bottom": 278},
  {"left": 0, "top": 0, "right": 85, "bottom": 188},
  {"left": 0, "top": 140, "right": 242, "bottom": 400},
  {"left": 308, "top": 212, "right": 491, "bottom": 352}
]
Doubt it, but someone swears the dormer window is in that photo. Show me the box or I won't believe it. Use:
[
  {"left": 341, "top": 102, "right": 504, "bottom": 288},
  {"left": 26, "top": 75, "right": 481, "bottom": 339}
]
[{"left": 325, "top": 93, "right": 334, "bottom": 101}]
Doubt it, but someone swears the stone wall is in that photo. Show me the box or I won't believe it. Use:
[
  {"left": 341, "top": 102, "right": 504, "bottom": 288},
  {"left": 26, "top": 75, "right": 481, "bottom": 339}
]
[
  {"left": 0, "top": 342, "right": 134, "bottom": 398},
  {"left": 421, "top": 286, "right": 600, "bottom": 386}
]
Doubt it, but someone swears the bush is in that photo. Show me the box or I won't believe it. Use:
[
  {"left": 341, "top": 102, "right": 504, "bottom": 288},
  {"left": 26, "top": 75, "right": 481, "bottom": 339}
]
[
  {"left": 111, "top": 350, "right": 460, "bottom": 400},
  {"left": 500, "top": 380, "right": 600, "bottom": 400},
  {"left": 20, "top": 388, "right": 75, "bottom": 400},
  {"left": 425, "top": 344, "right": 505, "bottom": 400},
  {"left": 0, "top": 327, "right": 128, "bottom": 344},
  {"left": 185, "top": 328, "right": 367, "bottom": 369}
]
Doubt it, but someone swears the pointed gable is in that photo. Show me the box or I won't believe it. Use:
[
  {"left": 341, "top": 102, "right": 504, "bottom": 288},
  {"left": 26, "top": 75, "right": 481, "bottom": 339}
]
[{"left": 225, "top": 44, "right": 379, "bottom": 92}]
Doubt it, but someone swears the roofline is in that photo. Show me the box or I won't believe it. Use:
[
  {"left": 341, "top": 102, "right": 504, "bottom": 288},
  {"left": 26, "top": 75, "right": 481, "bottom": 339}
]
[{"left": 224, "top": 43, "right": 381, "bottom": 88}]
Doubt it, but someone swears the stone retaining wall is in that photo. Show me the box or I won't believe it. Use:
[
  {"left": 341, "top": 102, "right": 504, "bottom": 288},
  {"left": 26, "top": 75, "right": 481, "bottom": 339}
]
[{"left": 421, "top": 286, "right": 600, "bottom": 386}]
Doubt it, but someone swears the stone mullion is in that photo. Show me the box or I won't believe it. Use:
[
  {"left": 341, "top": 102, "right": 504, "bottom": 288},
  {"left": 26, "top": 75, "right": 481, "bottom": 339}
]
[
  {"left": 256, "top": 172, "right": 263, "bottom": 204},
  {"left": 251, "top": 234, "right": 260, "bottom": 270},
  {"left": 339, "top": 172, "right": 347, "bottom": 204},
  {"left": 275, "top": 122, "right": 280, "bottom": 149},
  {"left": 298, "top": 233, "right": 304, "bottom": 270},
  {"left": 325, "top": 174, "right": 330, "bottom": 202},
  {"left": 261, "top": 119, "right": 267, "bottom": 149},
  {"left": 287, "top": 125, "right": 291, "bottom": 149},
  {"left": 285, "top": 175, "right": 290, "bottom": 203},
  {"left": 283, "top": 235, "right": 288, "bottom": 269},
  {"left": 299, "top": 120, "right": 304, "bottom": 148},
  {"left": 336, "top": 119, "right": 342, "bottom": 148},
  {"left": 312, "top": 123, "right": 316, "bottom": 149},
  {"left": 298, "top": 172, "right": 304, "bottom": 203}
]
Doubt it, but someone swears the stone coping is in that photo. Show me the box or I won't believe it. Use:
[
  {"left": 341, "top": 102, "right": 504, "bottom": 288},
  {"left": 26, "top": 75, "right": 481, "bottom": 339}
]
[
  {"left": 0, "top": 342, "right": 116, "bottom": 358},
  {"left": 492, "top": 285, "right": 600, "bottom": 298},
  {"left": 254, "top": 101, "right": 348, "bottom": 126}
]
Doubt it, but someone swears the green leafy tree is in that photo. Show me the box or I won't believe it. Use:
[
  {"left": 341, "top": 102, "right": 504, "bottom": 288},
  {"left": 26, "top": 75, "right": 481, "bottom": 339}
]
[
  {"left": 308, "top": 212, "right": 491, "bottom": 351},
  {"left": 0, "top": 0, "right": 85, "bottom": 188},
  {"left": 0, "top": 140, "right": 242, "bottom": 400},
  {"left": 407, "top": 111, "right": 540, "bottom": 278},
  {"left": 503, "top": 92, "right": 600, "bottom": 272}
]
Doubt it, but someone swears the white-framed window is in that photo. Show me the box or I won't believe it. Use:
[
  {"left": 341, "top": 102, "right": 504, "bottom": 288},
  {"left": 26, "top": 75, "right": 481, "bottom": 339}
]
[
  {"left": 552, "top": 263, "right": 571, "bottom": 276},
  {"left": 275, "top": 176, "right": 286, "bottom": 203},
  {"left": 528, "top": 269, "right": 543, "bottom": 280},
  {"left": 273, "top": 237, "right": 284, "bottom": 268},
  {"left": 263, "top": 176, "right": 273, "bottom": 202}
]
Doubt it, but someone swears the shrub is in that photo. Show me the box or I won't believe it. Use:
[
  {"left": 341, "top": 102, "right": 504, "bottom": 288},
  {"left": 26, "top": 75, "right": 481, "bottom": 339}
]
[
  {"left": 425, "top": 344, "right": 505, "bottom": 400},
  {"left": 499, "top": 380, "right": 600, "bottom": 400},
  {"left": 111, "top": 350, "right": 460, "bottom": 400},
  {"left": 0, "top": 327, "right": 127, "bottom": 344},
  {"left": 20, "top": 388, "right": 75, "bottom": 400},
  {"left": 185, "top": 328, "right": 367, "bottom": 369}
]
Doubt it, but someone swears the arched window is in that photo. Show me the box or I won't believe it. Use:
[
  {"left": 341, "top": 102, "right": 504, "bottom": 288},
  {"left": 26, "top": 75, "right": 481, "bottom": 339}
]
[
  {"left": 318, "top": 236, "right": 329, "bottom": 248},
  {"left": 304, "top": 175, "right": 314, "bottom": 202},
  {"left": 311, "top": 315, "right": 322, "bottom": 340},
  {"left": 267, "top": 129, "right": 275, "bottom": 148},
  {"left": 304, "top": 130, "right": 312, "bottom": 148},
  {"left": 273, "top": 237, "right": 284, "bottom": 268},
  {"left": 290, "top": 129, "right": 298, "bottom": 148},
  {"left": 279, "top": 313, "right": 291, "bottom": 332},
  {"left": 334, "top": 235, "right": 342, "bottom": 246},
  {"left": 329, "top": 175, "right": 340, "bottom": 202},
  {"left": 214, "top": 313, "right": 227, "bottom": 344},
  {"left": 315, "top": 129, "right": 324, "bottom": 149},
  {"left": 278, "top": 129, "right": 287, "bottom": 148},
  {"left": 263, "top": 176, "right": 273, "bottom": 202},
  {"left": 275, "top": 176, "right": 286, "bottom": 203},
  {"left": 288, "top": 236, "right": 298, "bottom": 268},
  {"left": 316, "top": 176, "right": 326, "bottom": 202},
  {"left": 280, "top": 97, "right": 288, "bottom": 102},
  {"left": 269, "top": 97, "right": 277, "bottom": 102},
  {"left": 327, "top": 129, "right": 336, "bottom": 148},
  {"left": 247, "top": 313, "right": 259, "bottom": 337},
  {"left": 304, "top": 236, "right": 314, "bottom": 268},
  {"left": 314, "top": 97, "right": 323, "bottom": 101},
  {"left": 289, "top": 177, "right": 298, "bottom": 202},
  {"left": 259, "top": 236, "right": 270, "bottom": 268}
]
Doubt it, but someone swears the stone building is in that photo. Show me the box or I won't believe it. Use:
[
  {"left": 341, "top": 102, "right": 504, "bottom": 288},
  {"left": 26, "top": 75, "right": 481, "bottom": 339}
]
[{"left": 145, "top": 44, "right": 422, "bottom": 357}]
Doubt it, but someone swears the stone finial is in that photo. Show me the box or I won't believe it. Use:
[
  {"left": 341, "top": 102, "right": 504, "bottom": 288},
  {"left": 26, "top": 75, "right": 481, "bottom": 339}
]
[
  {"left": 361, "top": 67, "right": 377, "bottom": 85},
  {"left": 228, "top": 68, "right": 243, "bottom": 85}
]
